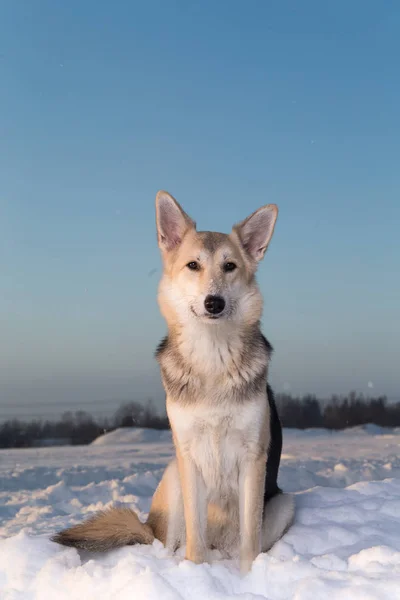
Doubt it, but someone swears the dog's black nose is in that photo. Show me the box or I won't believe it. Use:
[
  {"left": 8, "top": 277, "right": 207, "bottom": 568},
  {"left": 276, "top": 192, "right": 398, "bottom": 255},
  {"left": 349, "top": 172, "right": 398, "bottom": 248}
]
[{"left": 204, "top": 295, "right": 225, "bottom": 315}]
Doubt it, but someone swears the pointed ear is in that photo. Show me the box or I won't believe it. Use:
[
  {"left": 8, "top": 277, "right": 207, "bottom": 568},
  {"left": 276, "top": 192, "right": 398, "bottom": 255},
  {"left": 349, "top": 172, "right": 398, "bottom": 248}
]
[
  {"left": 155, "top": 191, "right": 195, "bottom": 252},
  {"left": 233, "top": 204, "right": 278, "bottom": 262}
]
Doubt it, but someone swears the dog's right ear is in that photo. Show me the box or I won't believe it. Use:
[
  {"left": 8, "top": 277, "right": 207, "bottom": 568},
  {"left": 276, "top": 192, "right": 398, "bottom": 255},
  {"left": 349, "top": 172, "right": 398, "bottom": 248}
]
[{"left": 155, "top": 191, "right": 195, "bottom": 253}]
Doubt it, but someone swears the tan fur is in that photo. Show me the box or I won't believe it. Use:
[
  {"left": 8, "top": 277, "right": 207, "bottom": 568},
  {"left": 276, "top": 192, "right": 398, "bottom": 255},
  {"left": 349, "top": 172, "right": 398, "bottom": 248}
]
[
  {"left": 239, "top": 454, "right": 267, "bottom": 572},
  {"left": 145, "top": 472, "right": 169, "bottom": 545},
  {"left": 52, "top": 507, "right": 154, "bottom": 551},
  {"left": 53, "top": 190, "right": 294, "bottom": 573},
  {"left": 176, "top": 444, "right": 208, "bottom": 563}
]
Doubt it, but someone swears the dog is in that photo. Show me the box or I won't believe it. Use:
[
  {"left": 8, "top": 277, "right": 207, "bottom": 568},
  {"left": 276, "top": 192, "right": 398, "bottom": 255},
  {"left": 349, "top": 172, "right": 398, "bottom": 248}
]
[{"left": 53, "top": 190, "right": 294, "bottom": 573}]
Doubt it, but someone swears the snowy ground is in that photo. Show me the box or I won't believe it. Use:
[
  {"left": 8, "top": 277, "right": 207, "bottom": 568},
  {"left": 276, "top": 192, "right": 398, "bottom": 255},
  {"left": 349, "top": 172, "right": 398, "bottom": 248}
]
[{"left": 1, "top": 425, "right": 400, "bottom": 599}]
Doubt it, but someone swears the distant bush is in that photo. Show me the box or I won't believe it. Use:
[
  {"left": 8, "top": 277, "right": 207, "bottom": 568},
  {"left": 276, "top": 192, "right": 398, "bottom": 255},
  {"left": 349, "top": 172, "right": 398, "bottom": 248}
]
[
  {"left": 0, "top": 392, "right": 399, "bottom": 448},
  {"left": 276, "top": 393, "right": 323, "bottom": 429},
  {"left": 113, "top": 399, "right": 169, "bottom": 430}
]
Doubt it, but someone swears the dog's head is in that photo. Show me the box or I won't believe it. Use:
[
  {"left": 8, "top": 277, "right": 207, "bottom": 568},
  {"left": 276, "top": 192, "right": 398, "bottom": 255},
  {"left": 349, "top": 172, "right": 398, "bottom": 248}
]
[{"left": 155, "top": 191, "right": 278, "bottom": 328}]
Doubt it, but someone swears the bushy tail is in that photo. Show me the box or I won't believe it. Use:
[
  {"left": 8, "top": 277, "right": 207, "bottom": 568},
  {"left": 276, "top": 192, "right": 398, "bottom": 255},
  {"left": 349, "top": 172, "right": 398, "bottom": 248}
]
[{"left": 52, "top": 506, "right": 154, "bottom": 552}]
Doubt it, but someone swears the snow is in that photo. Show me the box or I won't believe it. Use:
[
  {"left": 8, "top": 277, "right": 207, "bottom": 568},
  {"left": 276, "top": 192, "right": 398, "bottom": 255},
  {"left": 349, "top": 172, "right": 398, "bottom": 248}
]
[
  {"left": 1, "top": 427, "right": 400, "bottom": 599},
  {"left": 91, "top": 427, "right": 173, "bottom": 446}
]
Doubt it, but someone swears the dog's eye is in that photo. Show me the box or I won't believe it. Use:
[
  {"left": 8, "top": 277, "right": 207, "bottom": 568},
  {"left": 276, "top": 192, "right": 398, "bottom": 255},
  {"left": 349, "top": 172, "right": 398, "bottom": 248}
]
[
  {"left": 187, "top": 261, "right": 200, "bottom": 271},
  {"left": 223, "top": 262, "right": 237, "bottom": 273}
]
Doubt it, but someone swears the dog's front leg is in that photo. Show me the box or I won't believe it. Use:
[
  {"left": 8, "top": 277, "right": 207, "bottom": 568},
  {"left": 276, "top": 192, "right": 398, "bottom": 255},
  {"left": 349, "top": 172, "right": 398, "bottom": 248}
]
[
  {"left": 239, "top": 455, "right": 266, "bottom": 574},
  {"left": 176, "top": 447, "right": 207, "bottom": 564}
]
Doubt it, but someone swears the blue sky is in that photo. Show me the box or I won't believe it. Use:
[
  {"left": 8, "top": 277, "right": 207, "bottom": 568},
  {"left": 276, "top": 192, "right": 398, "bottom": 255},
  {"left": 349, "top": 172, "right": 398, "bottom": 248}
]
[{"left": 1, "top": 1, "right": 399, "bottom": 417}]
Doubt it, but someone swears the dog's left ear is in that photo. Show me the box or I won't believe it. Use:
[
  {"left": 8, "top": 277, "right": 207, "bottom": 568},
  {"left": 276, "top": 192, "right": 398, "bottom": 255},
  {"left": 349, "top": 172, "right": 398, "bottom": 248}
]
[{"left": 233, "top": 204, "right": 278, "bottom": 262}]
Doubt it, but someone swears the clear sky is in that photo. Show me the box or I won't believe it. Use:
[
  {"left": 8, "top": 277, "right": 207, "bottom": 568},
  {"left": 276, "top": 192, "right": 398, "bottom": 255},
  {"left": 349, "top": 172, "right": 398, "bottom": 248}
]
[{"left": 1, "top": 1, "right": 399, "bottom": 418}]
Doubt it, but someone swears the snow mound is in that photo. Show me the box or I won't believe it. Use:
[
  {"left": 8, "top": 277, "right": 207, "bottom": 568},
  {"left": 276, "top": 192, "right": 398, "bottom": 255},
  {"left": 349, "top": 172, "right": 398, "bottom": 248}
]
[
  {"left": 340, "top": 423, "right": 396, "bottom": 436},
  {"left": 92, "top": 427, "right": 173, "bottom": 446},
  {"left": 283, "top": 424, "right": 400, "bottom": 438},
  {"left": 1, "top": 479, "right": 400, "bottom": 599}
]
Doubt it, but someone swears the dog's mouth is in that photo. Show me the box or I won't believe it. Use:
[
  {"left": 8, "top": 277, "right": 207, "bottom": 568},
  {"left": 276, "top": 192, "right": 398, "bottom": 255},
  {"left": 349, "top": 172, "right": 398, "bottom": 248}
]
[{"left": 190, "top": 306, "right": 226, "bottom": 321}]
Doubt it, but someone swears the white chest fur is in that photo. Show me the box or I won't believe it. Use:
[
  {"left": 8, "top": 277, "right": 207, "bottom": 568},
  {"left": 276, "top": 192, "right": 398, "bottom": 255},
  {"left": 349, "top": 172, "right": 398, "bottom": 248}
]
[{"left": 168, "top": 397, "right": 268, "bottom": 502}]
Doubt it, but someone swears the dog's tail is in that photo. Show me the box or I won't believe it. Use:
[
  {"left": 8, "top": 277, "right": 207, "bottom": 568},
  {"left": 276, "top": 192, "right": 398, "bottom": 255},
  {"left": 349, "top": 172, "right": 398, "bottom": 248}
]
[{"left": 52, "top": 507, "right": 154, "bottom": 552}]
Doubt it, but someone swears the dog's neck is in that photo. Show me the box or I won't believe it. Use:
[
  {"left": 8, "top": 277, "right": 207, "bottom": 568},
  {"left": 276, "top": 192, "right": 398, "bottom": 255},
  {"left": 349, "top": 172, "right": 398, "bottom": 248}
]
[
  {"left": 175, "top": 319, "right": 254, "bottom": 371},
  {"left": 156, "top": 319, "right": 271, "bottom": 404}
]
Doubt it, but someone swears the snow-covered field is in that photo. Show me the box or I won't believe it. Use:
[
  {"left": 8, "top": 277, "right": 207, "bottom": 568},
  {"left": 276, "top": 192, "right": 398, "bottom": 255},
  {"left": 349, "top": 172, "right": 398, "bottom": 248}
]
[{"left": 1, "top": 426, "right": 400, "bottom": 599}]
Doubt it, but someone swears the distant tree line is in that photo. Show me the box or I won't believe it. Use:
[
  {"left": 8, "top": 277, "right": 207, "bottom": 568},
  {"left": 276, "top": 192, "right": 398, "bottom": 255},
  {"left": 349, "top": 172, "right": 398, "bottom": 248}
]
[
  {"left": 0, "top": 400, "right": 168, "bottom": 449},
  {"left": 276, "top": 392, "right": 400, "bottom": 430},
  {"left": 0, "top": 393, "right": 399, "bottom": 448}
]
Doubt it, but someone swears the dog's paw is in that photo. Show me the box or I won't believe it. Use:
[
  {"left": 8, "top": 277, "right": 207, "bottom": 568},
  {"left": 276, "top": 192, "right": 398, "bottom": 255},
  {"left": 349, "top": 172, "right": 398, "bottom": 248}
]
[
  {"left": 240, "top": 549, "right": 257, "bottom": 575},
  {"left": 185, "top": 546, "right": 209, "bottom": 565}
]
